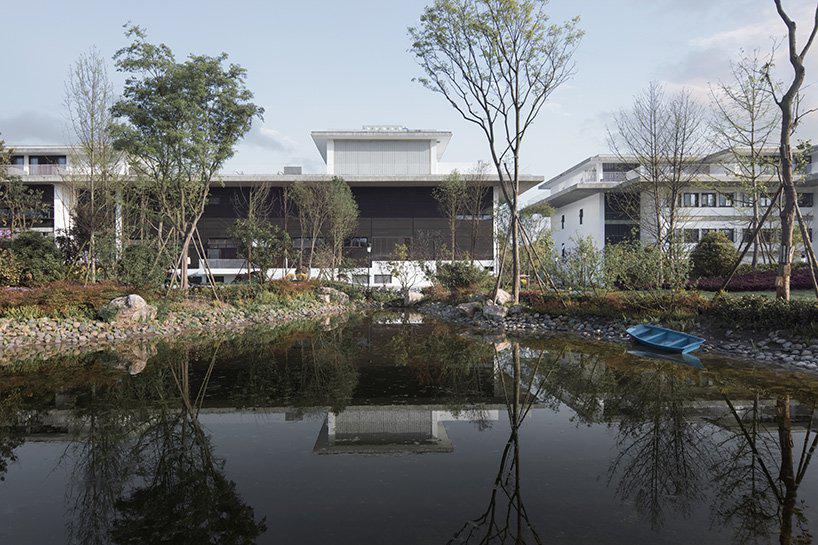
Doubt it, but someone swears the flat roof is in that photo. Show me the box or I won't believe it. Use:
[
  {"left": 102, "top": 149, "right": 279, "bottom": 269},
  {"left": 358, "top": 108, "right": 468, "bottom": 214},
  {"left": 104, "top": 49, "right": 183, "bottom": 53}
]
[{"left": 311, "top": 128, "right": 452, "bottom": 162}]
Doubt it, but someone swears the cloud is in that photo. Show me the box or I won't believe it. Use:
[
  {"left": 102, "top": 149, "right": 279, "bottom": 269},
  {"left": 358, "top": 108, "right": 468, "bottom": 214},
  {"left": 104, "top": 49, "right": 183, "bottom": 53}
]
[
  {"left": 0, "top": 110, "right": 65, "bottom": 144},
  {"left": 242, "top": 121, "right": 297, "bottom": 152}
]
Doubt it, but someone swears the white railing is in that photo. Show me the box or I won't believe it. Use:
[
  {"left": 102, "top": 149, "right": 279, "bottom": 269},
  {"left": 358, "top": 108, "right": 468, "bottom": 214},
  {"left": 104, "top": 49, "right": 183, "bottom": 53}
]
[
  {"left": 601, "top": 171, "right": 627, "bottom": 182},
  {"left": 5, "top": 164, "right": 66, "bottom": 175}
]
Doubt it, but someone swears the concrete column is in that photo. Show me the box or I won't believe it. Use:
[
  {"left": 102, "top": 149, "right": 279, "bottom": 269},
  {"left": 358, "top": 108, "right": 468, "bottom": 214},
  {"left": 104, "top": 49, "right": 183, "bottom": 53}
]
[
  {"left": 492, "top": 186, "right": 500, "bottom": 275},
  {"left": 326, "top": 139, "right": 335, "bottom": 175},
  {"left": 52, "top": 182, "right": 74, "bottom": 237},
  {"left": 429, "top": 141, "right": 438, "bottom": 175}
]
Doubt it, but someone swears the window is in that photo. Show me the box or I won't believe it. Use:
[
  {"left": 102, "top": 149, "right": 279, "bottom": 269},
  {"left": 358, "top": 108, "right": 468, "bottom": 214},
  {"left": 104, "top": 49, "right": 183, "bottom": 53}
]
[
  {"left": 351, "top": 274, "right": 369, "bottom": 286},
  {"left": 798, "top": 192, "right": 814, "bottom": 208},
  {"left": 701, "top": 193, "right": 717, "bottom": 207},
  {"left": 683, "top": 229, "right": 700, "bottom": 243},
  {"left": 682, "top": 193, "right": 699, "bottom": 207},
  {"left": 373, "top": 274, "right": 392, "bottom": 285},
  {"left": 721, "top": 228, "right": 735, "bottom": 242},
  {"left": 579, "top": 209, "right": 584, "bottom": 225},
  {"left": 293, "top": 237, "right": 324, "bottom": 249},
  {"left": 718, "top": 193, "right": 734, "bottom": 207},
  {"left": 561, "top": 215, "right": 565, "bottom": 230},
  {"left": 759, "top": 193, "right": 773, "bottom": 208},
  {"left": 208, "top": 196, "right": 222, "bottom": 205},
  {"left": 345, "top": 237, "right": 369, "bottom": 248}
]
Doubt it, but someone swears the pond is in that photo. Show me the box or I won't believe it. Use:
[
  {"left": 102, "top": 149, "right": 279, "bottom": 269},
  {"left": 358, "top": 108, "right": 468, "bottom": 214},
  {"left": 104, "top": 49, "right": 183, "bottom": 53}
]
[{"left": 0, "top": 311, "right": 817, "bottom": 544}]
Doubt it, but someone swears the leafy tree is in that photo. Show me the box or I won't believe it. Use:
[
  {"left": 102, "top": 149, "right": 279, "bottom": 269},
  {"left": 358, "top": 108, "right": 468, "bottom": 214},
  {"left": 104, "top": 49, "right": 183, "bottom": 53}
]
[
  {"left": 229, "top": 218, "right": 290, "bottom": 283},
  {"left": 112, "top": 25, "right": 262, "bottom": 294},
  {"left": 324, "top": 177, "right": 359, "bottom": 278},
  {"left": 410, "top": 0, "right": 583, "bottom": 303}
]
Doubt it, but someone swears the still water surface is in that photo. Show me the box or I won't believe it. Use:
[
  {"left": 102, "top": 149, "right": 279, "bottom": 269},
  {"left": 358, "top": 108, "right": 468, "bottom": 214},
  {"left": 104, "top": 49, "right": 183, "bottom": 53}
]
[{"left": 0, "top": 312, "right": 817, "bottom": 544}]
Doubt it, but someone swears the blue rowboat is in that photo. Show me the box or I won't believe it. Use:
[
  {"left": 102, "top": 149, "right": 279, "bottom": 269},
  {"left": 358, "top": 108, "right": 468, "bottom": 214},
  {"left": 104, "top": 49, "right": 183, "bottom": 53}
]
[{"left": 626, "top": 324, "right": 705, "bottom": 354}]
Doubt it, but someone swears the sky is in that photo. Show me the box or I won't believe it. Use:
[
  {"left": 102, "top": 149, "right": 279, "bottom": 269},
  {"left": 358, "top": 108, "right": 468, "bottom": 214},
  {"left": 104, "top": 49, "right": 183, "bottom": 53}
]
[{"left": 1, "top": 0, "right": 816, "bottom": 200}]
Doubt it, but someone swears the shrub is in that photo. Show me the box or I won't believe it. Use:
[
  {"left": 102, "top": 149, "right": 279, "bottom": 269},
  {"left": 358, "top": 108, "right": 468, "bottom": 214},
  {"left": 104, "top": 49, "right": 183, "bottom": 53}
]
[
  {"left": 117, "top": 244, "right": 166, "bottom": 289},
  {"left": 554, "top": 236, "right": 605, "bottom": 291},
  {"left": 0, "top": 280, "right": 137, "bottom": 319},
  {"left": 603, "top": 241, "right": 663, "bottom": 290},
  {"left": 707, "top": 293, "right": 818, "bottom": 330},
  {"left": 522, "top": 290, "right": 708, "bottom": 321},
  {"left": 8, "top": 232, "right": 66, "bottom": 286},
  {"left": 0, "top": 249, "right": 21, "bottom": 286},
  {"left": 433, "top": 262, "right": 492, "bottom": 293},
  {"left": 696, "top": 265, "right": 813, "bottom": 292},
  {"left": 689, "top": 232, "right": 738, "bottom": 279}
]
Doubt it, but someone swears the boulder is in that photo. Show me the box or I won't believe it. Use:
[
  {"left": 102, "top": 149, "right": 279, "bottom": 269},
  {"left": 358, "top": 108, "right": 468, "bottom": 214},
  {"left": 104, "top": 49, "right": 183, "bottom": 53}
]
[
  {"left": 494, "top": 288, "right": 513, "bottom": 306},
  {"left": 507, "top": 304, "right": 523, "bottom": 316},
  {"left": 403, "top": 291, "right": 425, "bottom": 306},
  {"left": 317, "top": 286, "right": 350, "bottom": 305},
  {"left": 456, "top": 301, "right": 482, "bottom": 318},
  {"left": 102, "top": 295, "right": 156, "bottom": 324},
  {"left": 483, "top": 300, "right": 508, "bottom": 321}
]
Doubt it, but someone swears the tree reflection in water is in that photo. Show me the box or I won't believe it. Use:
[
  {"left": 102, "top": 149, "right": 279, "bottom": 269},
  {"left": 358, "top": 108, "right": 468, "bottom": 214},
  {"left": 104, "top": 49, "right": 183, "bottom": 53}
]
[
  {"left": 109, "top": 344, "right": 267, "bottom": 544},
  {"left": 604, "top": 362, "right": 713, "bottom": 529},
  {"left": 448, "top": 343, "right": 552, "bottom": 545},
  {"left": 713, "top": 392, "right": 818, "bottom": 545}
]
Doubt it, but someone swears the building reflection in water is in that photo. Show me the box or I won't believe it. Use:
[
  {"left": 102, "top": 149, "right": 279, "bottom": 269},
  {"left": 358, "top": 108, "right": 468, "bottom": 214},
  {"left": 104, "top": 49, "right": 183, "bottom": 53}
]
[{"left": 313, "top": 406, "right": 499, "bottom": 454}]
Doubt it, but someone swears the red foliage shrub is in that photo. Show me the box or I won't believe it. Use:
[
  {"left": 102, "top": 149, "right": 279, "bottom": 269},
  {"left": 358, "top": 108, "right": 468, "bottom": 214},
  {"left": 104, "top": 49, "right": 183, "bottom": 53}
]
[{"left": 696, "top": 267, "right": 814, "bottom": 292}]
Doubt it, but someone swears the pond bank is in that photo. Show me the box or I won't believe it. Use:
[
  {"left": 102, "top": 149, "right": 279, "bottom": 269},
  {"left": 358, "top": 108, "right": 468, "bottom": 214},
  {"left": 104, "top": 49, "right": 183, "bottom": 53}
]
[
  {"left": 0, "top": 294, "right": 356, "bottom": 364},
  {"left": 418, "top": 300, "right": 818, "bottom": 374}
]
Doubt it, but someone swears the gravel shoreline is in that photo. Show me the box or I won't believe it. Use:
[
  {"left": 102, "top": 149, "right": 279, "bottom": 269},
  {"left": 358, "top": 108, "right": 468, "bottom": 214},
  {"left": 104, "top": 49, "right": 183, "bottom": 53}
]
[
  {"left": 418, "top": 301, "right": 818, "bottom": 374},
  {"left": 0, "top": 299, "right": 353, "bottom": 364}
]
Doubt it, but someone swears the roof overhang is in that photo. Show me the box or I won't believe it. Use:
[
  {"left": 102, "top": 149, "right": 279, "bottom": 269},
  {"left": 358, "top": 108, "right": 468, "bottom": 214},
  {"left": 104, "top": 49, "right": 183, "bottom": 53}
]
[
  {"left": 544, "top": 182, "right": 620, "bottom": 208},
  {"left": 310, "top": 130, "right": 453, "bottom": 162}
]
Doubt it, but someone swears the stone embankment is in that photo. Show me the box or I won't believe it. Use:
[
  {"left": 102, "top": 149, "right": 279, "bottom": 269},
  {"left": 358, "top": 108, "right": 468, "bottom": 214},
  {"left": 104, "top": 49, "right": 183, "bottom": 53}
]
[
  {"left": 0, "top": 288, "right": 353, "bottom": 363},
  {"left": 419, "top": 300, "right": 818, "bottom": 374}
]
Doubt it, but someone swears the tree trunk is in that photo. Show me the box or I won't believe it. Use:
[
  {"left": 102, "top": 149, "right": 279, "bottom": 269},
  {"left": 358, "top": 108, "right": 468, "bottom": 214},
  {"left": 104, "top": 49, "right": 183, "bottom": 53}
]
[
  {"left": 776, "top": 395, "right": 796, "bottom": 545},
  {"left": 510, "top": 201, "right": 520, "bottom": 303},
  {"left": 776, "top": 115, "right": 796, "bottom": 301}
]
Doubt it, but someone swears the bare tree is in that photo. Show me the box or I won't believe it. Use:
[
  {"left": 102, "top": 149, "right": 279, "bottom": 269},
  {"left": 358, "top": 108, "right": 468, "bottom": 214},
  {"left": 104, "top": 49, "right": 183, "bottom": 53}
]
[
  {"left": 410, "top": 0, "right": 583, "bottom": 303},
  {"left": 764, "top": 1, "right": 818, "bottom": 300},
  {"left": 710, "top": 49, "right": 780, "bottom": 268},
  {"left": 608, "top": 83, "right": 710, "bottom": 264},
  {"left": 433, "top": 170, "right": 468, "bottom": 261},
  {"left": 64, "top": 47, "right": 123, "bottom": 283},
  {"left": 464, "top": 162, "right": 491, "bottom": 262}
]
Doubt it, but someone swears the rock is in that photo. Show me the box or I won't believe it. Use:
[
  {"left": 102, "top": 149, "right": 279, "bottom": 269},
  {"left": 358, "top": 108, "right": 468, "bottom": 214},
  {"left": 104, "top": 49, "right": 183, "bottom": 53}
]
[
  {"left": 102, "top": 295, "right": 157, "bottom": 324},
  {"left": 403, "top": 291, "right": 425, "bottom": 306},
  {"left": 494, "top": 288, "right": 513, "bottom": 306},
  {"left": 483, "top": 300, "right": 508, "bottom": 321},
  {"left": 508, "top": 304, "right": 523, "bottom": 316},
  {"left": 456, "top": 301, "right": 483, "bottom": 318},
  {"left": 317, "top": 286, "right": 349, "bottom": 305}
]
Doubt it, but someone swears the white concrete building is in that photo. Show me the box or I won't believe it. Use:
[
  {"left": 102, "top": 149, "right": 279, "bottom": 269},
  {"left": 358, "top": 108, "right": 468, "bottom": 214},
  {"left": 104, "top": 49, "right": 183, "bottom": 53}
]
[
  {"left": 532, "top": 151, "right": 818, "bottom": 260},
  {"left": 4, "top": 126, "right": 543, "bottom": 287}
]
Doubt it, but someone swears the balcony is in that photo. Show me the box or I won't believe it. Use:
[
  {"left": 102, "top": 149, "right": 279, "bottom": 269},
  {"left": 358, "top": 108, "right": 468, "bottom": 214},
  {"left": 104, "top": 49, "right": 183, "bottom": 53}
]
[
  {"left": 601, "top": 171, "right": 628, "bottom": 182},
  {"left": 6, "top": 164, "right": 66, "bottom": 176}
]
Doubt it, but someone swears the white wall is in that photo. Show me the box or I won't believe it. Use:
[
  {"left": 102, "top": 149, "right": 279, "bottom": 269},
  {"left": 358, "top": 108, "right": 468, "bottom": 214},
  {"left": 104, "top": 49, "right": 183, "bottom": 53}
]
[
  {"left": 333, "top": 139, "right": 432, "bottom": 176},
  {"left": 550, "top": 193, "right": 605, "bottom": 255}
]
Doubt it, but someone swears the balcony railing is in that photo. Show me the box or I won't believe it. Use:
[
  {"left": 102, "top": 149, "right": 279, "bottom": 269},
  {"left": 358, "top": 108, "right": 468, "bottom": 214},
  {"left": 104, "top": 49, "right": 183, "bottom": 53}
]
[
  {"left": 601, "top": 171, "right": 628, "bottom": 182},
  {"left": 5, "top": 164, "right": 66, "bottom": 175}
]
